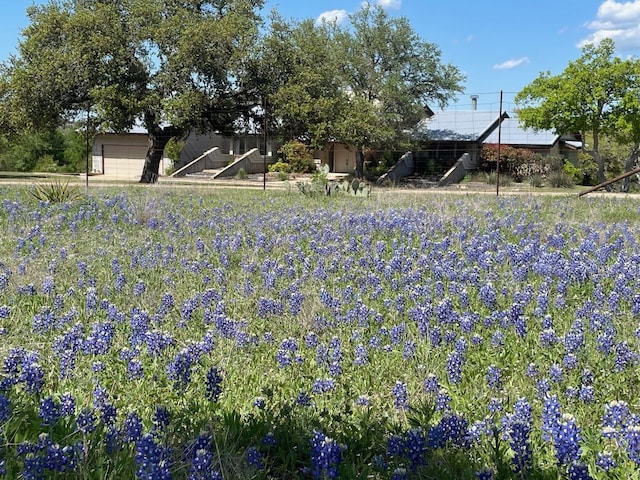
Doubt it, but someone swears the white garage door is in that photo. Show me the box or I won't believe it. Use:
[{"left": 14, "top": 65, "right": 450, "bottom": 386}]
[{"left": 103, "top": 144, "right": 148, "bottom": 179}]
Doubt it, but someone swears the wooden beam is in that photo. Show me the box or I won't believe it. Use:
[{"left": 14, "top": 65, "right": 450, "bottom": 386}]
[{"left": 578, "top": 166, "right": 640, "bottom": 197}]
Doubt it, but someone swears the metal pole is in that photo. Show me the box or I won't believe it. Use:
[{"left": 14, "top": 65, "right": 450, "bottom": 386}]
[
  {"left": 263, "top": 97, "right": 267, "bottom": 191},
  {"left": 496, "top": 90, "right": 503, "bottom": 196},
  {"left": 85, "top": 105, "right": 90, "bottom": 192}
]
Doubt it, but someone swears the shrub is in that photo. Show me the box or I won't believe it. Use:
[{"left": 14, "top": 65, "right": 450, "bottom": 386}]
[
  {"left": 483, "top": 171, "right": 513, "bottom": 186},
  {"left": 563, "top": 160, "right": 583, "bottom": 184},
  {"left": 236, "top": 167, "right": 247, "bottom": 179},
  {"left": 276, "top": 171, "right": 289, "bottom": 181},
  {"left": 268, "top": 161, "right": 292, "bottom": 174},
  {"left": 279, "top": 141, "right": 316, "bottom": 174},
  {"left": 528, "top": 174, "right": 544, "bottom": 188},
  {"left": 547, "top": 171, "right": 575, "bottom": 188}
]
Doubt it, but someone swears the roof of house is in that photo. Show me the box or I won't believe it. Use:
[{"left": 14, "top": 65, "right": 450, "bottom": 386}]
[
  {"left": 415, "top": 110, "right": 504, "bottom": 142},
  {"left": 483, "top": 117, "right": 560, "bottom": 146}
]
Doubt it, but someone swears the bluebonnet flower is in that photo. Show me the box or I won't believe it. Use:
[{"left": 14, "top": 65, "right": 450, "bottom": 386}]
[
  {"left": 491, "top": 330, "right": 505, "bottom": 348},
  {"left": 39, "top": 396, "right": 60, "bottom": 426},
  {"left": 205, "top": 366, "right": 223, "bottom": 401},
  {"left": 42, "top": 276, "right": 55, "bottom": 295},
  {"left": 475, "top": 468, "right": 495, "bottom": 480},
  {"left": 553, "top": 413, "right": 582, "bottom": 466},
  {"left": 488, "top": 398, "right": 503, "bottom": 414},
  {"left": 392, "top": 381, "right": 408, "bottom": 410},
  {"left": 0, "top": 305, "right": 10, "bottom": 319},
  {"left": 310, "top": 430, "right": 344, "bottom": 479},
  {"left": 150, "top": 405, "right": 170, "bottom": 433},
  {"left": 83, "top": 321, "right": 114, "bottom": 355},
  {"left": 427, "top": 414, "right": 469, "bottom": 449},
  {"left": 567, "top": 462, "right": 590, "bottom": 479},
  {"left": 144, "top": 330, "right": 175, "bottom": 356},
  {"left": 85, "top": 287, "right": 98, "bottom": 314},
  {"left": 127, "top": 359, "right": 144, "bottom": 380},
  {"left": 246, "top": 446, "right": 264, "bottom": 469},
  {"left": 262, "top": 432, "right": 277, "bottom": 446},
  {"left": 435, "top": 389, "right": 452, "bottom": 412},
  {"left": 312, "top": 378, "right": 335, "bottom": 395},
  {"left": 541, "top": 395, "right": 562, "bottom": 442},
  {"left": 446, "top": 350, "right": 465, "bottom": 384},
  {"left": 424, "top": 374, "right": 440, "bottom": 394},
  {"left": 124, "top": 411, "right": 143, "bottom": 443},
  {"left": 0, "top": 393, "right": 10, "bottom": 422},
  {"left": 133, "top": 281, "right": 146, "bottom": 296},
  {"left": 614, "top": 341, "right": 637, "bottom": 372},
  {"left": 296, "top": 391, "right": 312, "bottom": 406},
  {"left": 540, "top": 328, "right": 558, "bottom": 348},
  {"left": 189, "top": 448, "right": 222, "bottom": 480},
  {"left": 486, "top": 365, "right": 502, "bottom": 390},
  {"left": 549, "top": 364, "right": 564, "bottom": 383},
  {"left": 391, "top": 467, "right": 408, "bottom": 480},
  {"left": 403, "top": 340, "right": 416, "bottom": 360},
  {"left": 135, "top": 433, "right": 172, "bottom": 480},
  {"left": 353, "top": 345, "right": 368, "bottom": 366},
  {"left": 595, "top": 451, "right": 616, "bottom": 471},
  {"left": 76, "top": 408, "right": 96, "bottom": 434}
]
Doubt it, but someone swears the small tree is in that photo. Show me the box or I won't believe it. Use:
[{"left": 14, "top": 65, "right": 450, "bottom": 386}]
[{"left": 278, "top": 140, "right": 316, "bottom": 173}]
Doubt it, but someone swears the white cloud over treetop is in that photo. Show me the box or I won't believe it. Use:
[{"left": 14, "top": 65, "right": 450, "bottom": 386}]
[
  {"left": 316, "top": 9, "right": 349, "bottom": 25},
  {"left": 580, "top": 0, "right": 640, "bottom": 50},
  {"left": 493, "top": 57, "right": 530, "bottom": 70}
]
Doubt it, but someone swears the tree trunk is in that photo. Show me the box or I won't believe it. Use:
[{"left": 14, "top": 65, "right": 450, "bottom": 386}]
[
  {"left": 591, "top": 132, "right": 606, "bottom": 184},
  {"left": 622, "top": 144, "right": 640, "bottom": 193},
  {"left": 139, "top": 124, "right": 183, "bottom": 183},
  {"left": 355, "top": 149, "right": 365, "bottom": 179}
]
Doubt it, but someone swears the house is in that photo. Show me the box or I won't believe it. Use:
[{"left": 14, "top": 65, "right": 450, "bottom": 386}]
[
  {"left": 92, "top": 127, "right": 279, "bottom": 180},
  {"left": 401, "top": 109, "right": 582, "bottom": 184}
]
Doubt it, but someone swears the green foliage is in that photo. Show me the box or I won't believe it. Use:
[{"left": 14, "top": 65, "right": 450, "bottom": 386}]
[
  {"left": 268, "top": 161, "right": 292, "bottom": 174},
  {"left": 547, "top": 170, "right": 575, "bottom": 188},
  {"left": 515, "top": 38, "right": 640, "bottom": 183},
  {"left": 256, "top": 5, "right": 464, "bottom": 177},
  {"left": 481, "top": 144, "right": 540, "bottom": 181},
  {"left": 278, "top": 140, "right": 316, "bottom": 173},
  {"left": 27, "top": 179, "right": 82, "bottom": 202},
  {"left": 163, "top": 137, "right": 184, "bottom": 175},
  {"left": 480, "top": 171, "right": 513, "bottom": 186},
  {"left": 276, "top": 170, "right": 289, "bottom": 181},
  {"left": 236, "top": 167, "right": 247, "bottom": 179},
  {"left": 1, "top": 0, "right": 264, "bottom": 182},
  {"left": 297, "top": 164, "right": 371, "bottom": 197},
  {"left": 528, "top": 174, "right": 544, "bottom": 187},
  {"left": 562, "top": 159, "right": 583, "bottom": 184}
]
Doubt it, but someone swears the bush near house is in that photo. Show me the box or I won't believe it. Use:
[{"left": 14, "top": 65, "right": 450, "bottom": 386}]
[
  {"left": 481, "top": 144, "right": 542, "bottom": 182},
  {"left": 277, "top": 140, "right": 316, "bottom": 173}
]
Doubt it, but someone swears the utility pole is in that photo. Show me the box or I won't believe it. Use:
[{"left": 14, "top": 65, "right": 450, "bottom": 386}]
[{"left": 496, "top": 90, "right": 503, "bottom": 196}]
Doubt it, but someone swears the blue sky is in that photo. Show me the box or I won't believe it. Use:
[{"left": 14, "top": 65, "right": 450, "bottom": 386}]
[{"left": 3, "top": 1, "right": 640, "bottom": 113}]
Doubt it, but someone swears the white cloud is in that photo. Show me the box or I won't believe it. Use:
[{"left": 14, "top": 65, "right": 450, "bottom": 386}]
[
  {"left": 580, "top": 0, "right": 640, "bottom": 50},
  {"left": 316, "top": 9, "right": 349, "bottom": 25},
  {"left": 361, "top": 0, "right": 402, "bottom": 10},
  {"left": 493, "top": 57, "right": 530, "bottom": 70},
  {"left": 374, "top": 0, "right": 402, "bottom": 8}
]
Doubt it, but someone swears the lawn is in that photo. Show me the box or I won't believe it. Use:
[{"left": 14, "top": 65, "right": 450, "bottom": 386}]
[{"left": 0, "top": 185, "right": 639, "bottom": 479}]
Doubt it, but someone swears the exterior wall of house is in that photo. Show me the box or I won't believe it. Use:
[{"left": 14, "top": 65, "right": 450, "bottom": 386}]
[
  {"left": 92, "top": 133, "right": 170, "bottom": 178},
  {"left": 315, "top": 143, "right": 356, "bottom": 174}
]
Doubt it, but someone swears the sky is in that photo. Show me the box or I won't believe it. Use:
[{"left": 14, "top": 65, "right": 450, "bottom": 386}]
[{"left": 2, "top": 0, "right": 640, "bottom": 114}]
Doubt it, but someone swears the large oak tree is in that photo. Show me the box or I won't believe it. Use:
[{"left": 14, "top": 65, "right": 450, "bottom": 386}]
[
  {"left": 254, "top": 4, "right": 465, "bottom": 178},
  {"left": 0, "top": 0, "right": 263, "bottom": 183}
]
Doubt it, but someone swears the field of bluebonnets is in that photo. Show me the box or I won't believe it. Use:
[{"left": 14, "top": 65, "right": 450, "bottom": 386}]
[{"left": 0, "top": 184, "right": 640, "bottom": 479}]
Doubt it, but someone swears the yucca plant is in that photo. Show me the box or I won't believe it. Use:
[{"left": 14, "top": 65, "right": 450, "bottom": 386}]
[{"left": 28, "top": 178, "right": 82, "bottom": 203}]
